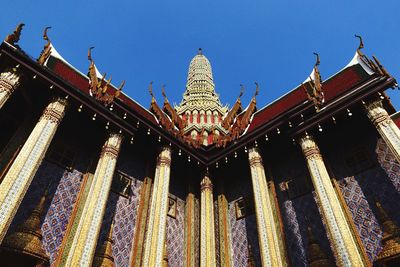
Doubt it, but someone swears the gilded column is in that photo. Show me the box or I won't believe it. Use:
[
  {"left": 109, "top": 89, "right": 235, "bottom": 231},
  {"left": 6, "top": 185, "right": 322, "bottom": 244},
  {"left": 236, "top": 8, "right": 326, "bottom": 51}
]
[
  {"left": 184, "top": 184, "right": 196, "bottom": 267},
  {"left": 0, "top": 71, "right": 20, "bottom": 109},
  {"left": 130, "top": 177, "right": 152, "bottom": 267},
  {"left": 0, "top": 97, "right": 67, "bottom": 242},
  {"left": 216, "top": 182, "right": 233, "bottom": 267},
  {"left": 248, "top": 148, "right": 287, "bottom": 267},
  {"left": 64, "top": 133, "right": 123, "bottom": 266},
  {"left": 200, "top": 175, "right": 216, "bottom": 267},
  {"left": 142, "top": 147, "right": 172, "bottom": 267},
  {"left": 365, "top": 99, "right": 400, "bottom": 163},
  {"left": 299, "top": 134, "right": 366, "bottom": 267}
]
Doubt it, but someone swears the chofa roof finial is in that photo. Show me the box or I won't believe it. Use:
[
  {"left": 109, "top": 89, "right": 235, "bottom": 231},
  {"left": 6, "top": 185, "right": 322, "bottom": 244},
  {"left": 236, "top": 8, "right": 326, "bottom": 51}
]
[
  {"left": 148, "top": 81, "right": 154, "bottom": 98},
  {"left": 239, "top": 84, "right": 245, "bottom": 98},
  {"left": 354, "top": 34, "right": 364, "bottom": 51},
  {"left": 4, "top": 23, "right": 25, "bottom": 45},
  {"left": 37, "top": 26, "right": 53, "bottom": 65},
  {"left": 254, "top": 82, "right": 259, "bottom": 98},
  {"left": 88, "top": 46, "right": 95, "bottom": 62},
  {"left": 313, "top": 52, "right": 320, "bottom": 66}
]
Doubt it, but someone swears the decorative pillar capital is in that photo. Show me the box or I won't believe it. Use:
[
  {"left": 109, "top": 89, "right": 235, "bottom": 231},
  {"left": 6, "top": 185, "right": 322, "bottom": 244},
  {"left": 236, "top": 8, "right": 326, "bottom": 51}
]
[
  {"left": 200, "top": 175, "right": 213, "bottom": 192},
  {"left": 364, "top": 99, "right": 390, "bottom": 126},
  {"left": 101, "top": 133, "right": 123, "bottom": 160},
  {"left": 248, "top": 147, "right": 263, "bottom": 166},
  {"left": 0, "top": 71, "right": 20, "bottom": 95},
  {"left": 40, "top": 97, "right": 68, "bottom": 125},
  {"left": 157, "top": 146, "right": 172, "bottom": 166},
  {"left": 299, "top": 134, "right": 321, "bottom": 159}
]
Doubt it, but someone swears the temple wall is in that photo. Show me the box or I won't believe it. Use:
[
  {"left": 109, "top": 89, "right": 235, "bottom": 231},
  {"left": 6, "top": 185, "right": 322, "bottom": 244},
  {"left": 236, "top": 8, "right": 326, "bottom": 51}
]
[
  {"left": 323, "top": 133, "right": 400, "bottom": 262},
  {"left": 166, "top": 197, "right": 185, "bottom": 267},
  {"left": 271, "top": 149, "right": 334, "bottom": 267},
  {"left": 166, "top": 175, "right": 187, "bottom": 267},
  {"left": 225, "top": 175, "right": 261, "bottom": 267}
]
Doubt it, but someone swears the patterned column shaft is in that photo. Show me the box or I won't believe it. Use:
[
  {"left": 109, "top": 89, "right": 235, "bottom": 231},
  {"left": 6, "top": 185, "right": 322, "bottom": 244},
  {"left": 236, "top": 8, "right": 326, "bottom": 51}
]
[
  {"left": 184, "top": 190, "right": 196, "bottom": 267},
  {"left": 200, "top": 175, "right": 216, "bottom": 267},
  {"left": 366, "top": 99, "right": 400, "bottom": 163},
  {"left": 0, "top": 97, "right": 67, "bottom": 242},
  {"left": 142, "top": 147, "right": 172, "bottom": 267},
  {"left": 248, "top": 148, "right": 286, "bottom": 267},
  {"left": 0, "top": 71, "right": 20, "bottom": 109},
  {"left": 299, "top": 135, "right": 366, "bottom": 267},
  {"left": 65, "top": 133, "right": 123, "bottom": 266},
  {"left": 217, "top": 187, "right": 233, "bottom": 267},
  {"left": 130, "top": 176, "right": 152, "bottom": 267}
]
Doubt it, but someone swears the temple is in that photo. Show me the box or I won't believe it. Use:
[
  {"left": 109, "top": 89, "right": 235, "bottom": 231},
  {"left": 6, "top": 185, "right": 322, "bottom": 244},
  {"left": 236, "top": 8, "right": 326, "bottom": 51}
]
[{"left": 0, "top": 24, "right": 399, "bottom": 267}]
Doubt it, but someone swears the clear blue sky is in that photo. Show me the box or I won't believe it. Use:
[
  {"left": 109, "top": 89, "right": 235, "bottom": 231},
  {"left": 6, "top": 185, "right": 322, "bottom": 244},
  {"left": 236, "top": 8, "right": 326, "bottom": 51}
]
[{"left": 1, "top": 0, "right": 399, "bottom": 109}]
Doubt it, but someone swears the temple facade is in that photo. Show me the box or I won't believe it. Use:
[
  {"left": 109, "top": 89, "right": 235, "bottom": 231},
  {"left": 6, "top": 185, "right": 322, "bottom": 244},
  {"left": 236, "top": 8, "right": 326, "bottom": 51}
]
[{"left": 0, "top": 24, "right": 399, "bottom": 267}]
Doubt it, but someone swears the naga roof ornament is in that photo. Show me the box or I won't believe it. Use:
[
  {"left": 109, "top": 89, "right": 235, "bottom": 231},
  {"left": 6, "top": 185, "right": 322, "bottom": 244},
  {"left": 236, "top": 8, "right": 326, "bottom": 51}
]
[
  {"left": 302, "top": 53, "right": 324, "bottom": 111},
  {"left": 87, "top": 47, "right": 124, "bottom": 106}
]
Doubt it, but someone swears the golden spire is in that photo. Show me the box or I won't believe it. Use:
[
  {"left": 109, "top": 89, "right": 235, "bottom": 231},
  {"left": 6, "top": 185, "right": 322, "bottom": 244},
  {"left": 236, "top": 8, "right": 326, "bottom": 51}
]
[
  {"left": 4, "top": 23, "right": 25, "bottom": 45},
  {"left": 162, "top": 239, "right": 168, "bottom": 267},
  {"left": 247, "top": 244, "right": 256, "bottom": 267},
  {"left": 306, "top": 225, "right": 335, "bottom": 267},
  {"left": 375, "top": 201, "right": 400, "bottom": 263},
  {"left": 93, "top": 221, "right": 115, "bottom": 267},
  {"left": 0, "top": 188, "right": 49, "bottom": 264}
]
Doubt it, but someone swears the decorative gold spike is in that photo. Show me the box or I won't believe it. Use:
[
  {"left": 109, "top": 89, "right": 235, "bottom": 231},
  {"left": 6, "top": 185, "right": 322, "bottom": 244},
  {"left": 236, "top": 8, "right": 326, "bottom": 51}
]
[
  {"left": 115, "top": 80, "right": 125, "bottom": 98},
  {"left": 4, "top": 23, "right": 25, "bottom": 45}
]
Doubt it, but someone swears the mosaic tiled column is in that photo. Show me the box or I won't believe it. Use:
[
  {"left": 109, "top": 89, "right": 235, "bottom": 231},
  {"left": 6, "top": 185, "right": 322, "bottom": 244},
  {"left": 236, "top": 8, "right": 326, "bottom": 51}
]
[
  {"left": 64, "top": 133, "right": 123, "bottom": 266},
  {"left": 299, "top": 134, "right": 366, "bottom": 267},
  {"left": 200, "top": 175, "right": 216, "bottom": 267},
  {"left": 248, "top": 148, "right": 287, "bottom": 267},
  {"left": 184, "top": 184, "right": 196, "bottom": 267},
  {"left": 365, "top": 99, "right": 400, "bottom": 163},
  {"left": 142, "top": 147, "right": 172, "bottom": 267},
  {"left": 130, "top": 176, "right": 152, "bottom": 267},
  {"left": 0, "top": 71, "right": 20, "bottom": 109},
  {"left": 216, "top": 183, "right": 233, "bottom": 267},
  {"left": 0, "top": 97, "right": 67, "bottom": 242}
]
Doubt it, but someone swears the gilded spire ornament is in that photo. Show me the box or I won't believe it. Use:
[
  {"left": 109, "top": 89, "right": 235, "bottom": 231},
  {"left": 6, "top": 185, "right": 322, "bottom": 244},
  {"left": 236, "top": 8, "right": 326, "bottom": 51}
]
[
  {"left": 0, "top": 188, "right": 49, "bottom": 265},
  {"left": 375, "top": 201, "right": 400, "bottom": 265},
  {"left": 93, "top": 220, "right": 115, "bottom": 267},
  {"left": 4, "top": 23, "right": 25, "bottom": 46},
  {"left": 306, "top": 225, "right": 335, "bottom": 267},
  {"left": 247, "top": 244, "right": 256, "bottom": 267}
]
